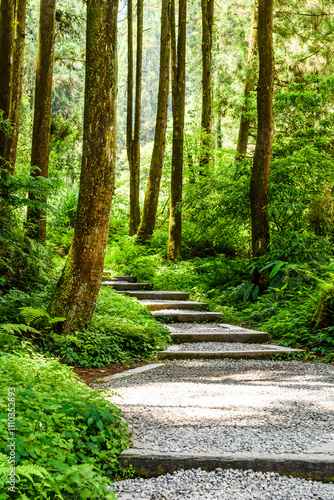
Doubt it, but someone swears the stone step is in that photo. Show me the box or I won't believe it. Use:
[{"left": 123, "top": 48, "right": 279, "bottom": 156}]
[
  {"left": 102, "top": 281, "right": 152, "bottom": 291},
  {"left": 120, "top": 449, "right": 334, "bottom": 481},
  {"left": 102, "top": 274, "right": 137, "bottom": 283},
  {"left": 141, "top": 300, "right": 208, "bottom": 312},
  {"left": 158, "top": 345, "right": 304, "bottom": 360},
  {"left": 118, "top": 291, "right": 190, "bottom": 300},
  {"left": 151, "top": 310, "right": 223, "bottom": 322},
  {"left": 170, "top": 331, "right": 269, "bottom": 343}
]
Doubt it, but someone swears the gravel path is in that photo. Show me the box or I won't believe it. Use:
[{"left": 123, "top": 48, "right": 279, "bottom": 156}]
[
  {"left": 166, "top": 323, "right": 258, "bottom": 333},
  {"left": 168, "top": 342, "right": 272, "bottom": 351},
  {"left": 111, "top": 468, "right": 334, "bottom": 499},
  {"left": 100, "top": 359, "right": 334, "bottom": 455}
]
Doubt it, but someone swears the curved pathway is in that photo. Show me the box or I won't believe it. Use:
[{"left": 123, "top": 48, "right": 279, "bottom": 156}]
[{"left": 98, "top": 274, "right": 334, "bottom": 499}]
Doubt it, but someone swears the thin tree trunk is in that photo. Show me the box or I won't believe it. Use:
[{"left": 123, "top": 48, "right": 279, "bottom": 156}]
[
  {"left": 0, "top": 0, "right": 15, "bottom": 165},
  {"left": 200, "top": 0, "right": 214, "bottom": 173},
  {"left": 126, "top": 0, "right": 133, "bottom": 196},
  {"left": 137, "top": 0, "right": 170, "bottom": 243},
  {"left": 236, "top": 0, "right": 258, "bottom": 161},
  {"left": 26, "top": 0, "right": 56, "bottom": 241},
  {"left": 250, "top": 0, "right": 274, "bottom": 261},
  {"left": 129, "top": 0, "right": 143, "bottom": 236},
  {"left": 3, "top": 0, "right": 27, "bottom": 175},
  {"left": 167, "top": 0, "right": 187, "bottom": 262},
  {"left": 48, "top": 0, "right": 118, "bottom": 332}
]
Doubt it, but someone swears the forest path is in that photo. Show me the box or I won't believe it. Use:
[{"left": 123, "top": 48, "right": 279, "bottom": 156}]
[{"left": 98, "top": 275, "right": 334, "bottom": 499}]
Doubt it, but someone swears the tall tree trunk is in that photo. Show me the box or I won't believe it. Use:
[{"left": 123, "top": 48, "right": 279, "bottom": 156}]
[
  {"left": 48, "top": 0, "right": 118, "bottom": 332},
  {"left": 167, "top": 0, "right": 186, "bottom": 262},
  {"left": 236, "top": 0, "right": 258, "bottom": 161},
  {"left": 3, "top": 0, "right": 27, "bottom": 175},
  {"left": 129, "top": 0, "right": 143, "bottom": 236},
  {"left": 136, "top": 0, "right": 170, "bottom": 244},
  {"left": 0, "top": 0, "right": 15, "bottom": 166},
  {"left": 250, "top": 0, "right": 274, "bottom": 261},
  {"left": 200, "top": 0, "right": 214, "bottom": 173},
  {"left": 126, "top": 0, "right": 133, "bottom": 202},
  {"left": 26, "top": 0, "right": 56, "bottom": 241}
]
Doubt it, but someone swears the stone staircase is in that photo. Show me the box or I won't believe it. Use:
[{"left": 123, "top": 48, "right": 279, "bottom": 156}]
[{"left": 102, "top": 272, "right": 304, "bottom": 359}]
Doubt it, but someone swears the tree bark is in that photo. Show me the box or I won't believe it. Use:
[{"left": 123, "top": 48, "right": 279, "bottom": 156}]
[
  {"left": 0, "top": 0, "right": 15, "bottom": 164},
  {"left": 26, "top": 0, "right": 56, "bottom": 241},
  {"left": 250, "top": 0, "right": 274, "bottom": 260},
  {"left": 129, "top": 0, "right": 143, "bottom": 236},
  {"left": 3, "top": 0, "right": 27, "bottom": 175},
  {"left": 126, "top": 0, "right": 133, "bottom": 205},
  {"left": 236, "top": 0, "right": 258, "bottom": 161},
  {"left": 48, "top": 0, "right": 118, "bottom": 333},
  {"left": 200, "top": 0, "right": 214, "bottom": 173},
  {"left": 136, "top": 0, "right": 170, "bottom": 244},
  {"left": 167, "top": 0, "right": 186, "bottom": 262}
]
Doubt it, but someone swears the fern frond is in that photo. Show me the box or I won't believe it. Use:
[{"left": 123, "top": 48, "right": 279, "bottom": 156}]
[
  {"left": 19, "top": 307, "right": 50, "bottom": 326},
  {"left": 16, "top": 463, "right": 49, "bottom": 481},
  {"left": 48, "top": 316, "right": 66, "bottom": 325},
  {"left": 0, "top": 324, "right": 39, "bottom": 335},
  {"left": 0, "top": 453, "right": 9, "bottom": 464}
]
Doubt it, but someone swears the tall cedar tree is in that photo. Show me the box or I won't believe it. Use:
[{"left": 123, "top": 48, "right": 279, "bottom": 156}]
[
  {"left": 4, "top": 0, "right": 27, "bottom": 174},
  {"left": 48, "top": 0, "right": 118, "bottom": 332},
  {"left": 0, "top": 0, "right": 15, "bottom": 171},
  {"left": 136, "top": 0, "right": 171, "bottom": 243},
  {"left": 26, "top": 0, "right": 56, "bottom": 241},
  {"left": 167, "top": 0, "right": 186, "bottom": 261},
  {"left": 236, "top": 0, "right": 258, "bottom": 161},
  {"left": 126, "top": 0, "right": 133, "bottom": 212},
  {"left": 250, "top": 0, "right": 274, "bottom": 263},
  {"left": 129, "top": 0, "right": 143, "bottom": 235},
  {"left": 200, "top": 0, "right": 214, "bottom": 173}
]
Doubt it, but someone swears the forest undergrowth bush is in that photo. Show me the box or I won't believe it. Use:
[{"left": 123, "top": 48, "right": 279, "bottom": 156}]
[
  {"left": 0, "top": 290, "right": 171, "bottom": 367},
  {"left": 0, "top": 351, "right": 126, "bottom": 499}
]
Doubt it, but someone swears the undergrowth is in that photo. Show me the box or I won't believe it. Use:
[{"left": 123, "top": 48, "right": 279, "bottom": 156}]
[{"left": 0, "top": 351, "right": 127, "bottom": 499}]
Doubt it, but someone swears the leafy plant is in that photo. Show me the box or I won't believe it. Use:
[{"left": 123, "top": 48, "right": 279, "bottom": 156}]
[{"left": 0, "top": 352, "right": 126, "bottom": 499}]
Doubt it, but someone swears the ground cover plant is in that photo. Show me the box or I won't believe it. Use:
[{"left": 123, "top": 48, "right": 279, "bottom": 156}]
[{"left": 0, "top": 351, "right": 128, "bottom": 499}]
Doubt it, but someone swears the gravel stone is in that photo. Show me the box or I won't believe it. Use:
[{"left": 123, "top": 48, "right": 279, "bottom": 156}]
[
  {"left": 111, "top": 468, "right": 334, "bottom": 499},
  {"left": 168, "top": 342, "right": 272, "bottom": 351},
  {"left": 166, "top": 323, "right": 244, "bottom": 331},
  {"left": 97, "top": 359, "right": 334, "bottom": 455}
]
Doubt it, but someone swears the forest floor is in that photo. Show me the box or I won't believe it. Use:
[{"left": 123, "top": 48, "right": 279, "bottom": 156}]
[{"left": 70, "top": 360, "right": 150, "bottom": 385}]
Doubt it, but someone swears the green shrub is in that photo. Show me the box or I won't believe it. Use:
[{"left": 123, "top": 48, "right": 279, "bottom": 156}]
[
  {"left": 45, "top": 289, "right": 171, "bottom": 367},
  {"left": 0, "top": 352, "right": 127, "bottom": 499}
]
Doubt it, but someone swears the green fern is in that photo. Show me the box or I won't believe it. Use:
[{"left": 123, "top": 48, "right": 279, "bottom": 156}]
[
  {"left": 15, "top": 463, "right": 49, "bottom": 482},
  {"left": 19, "top": 307, "right": 65, "bottom": 327},
  {"left": 0, "top": 454, "right": 49, "bottom": 482},
  {"left": 0, "top": 324, "right": 39, "bottom": 335},
  {"left": 19, "top": 307, "right": 51, "bottom": 326}
]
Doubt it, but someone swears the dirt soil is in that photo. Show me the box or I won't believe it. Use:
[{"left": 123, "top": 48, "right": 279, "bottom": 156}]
[{"left": 71, "top": 360, "right": 150, "bottom": 386}]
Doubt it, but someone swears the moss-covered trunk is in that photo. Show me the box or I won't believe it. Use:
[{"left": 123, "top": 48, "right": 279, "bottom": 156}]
[
  {"left": 136, "top": 0, "right": 170, "bottom": 243},
  {"left": 250, "top": 0, "right": 274, "bottom": 260},
  {"left": 129, "top": 0, "right": 143, "bottom": 236},
  {"left": 200, "top": 0, "right": 214, "bottom": 173},
  {"left": 167, "top": 0, "right": 186, "bottom": 262},
  {"left": 126, "top": 0, "right": 134, "bottom": 223},
  {"left": 3, "top": 0, "right": 27, "bottom": 175},
  {"left": 26, "top": 0, "right": 56, "bottom": 241},
  {"left": 48, "top": 0, "right": 118, "bottom": 333},
  {"left": 236, "top": 0, "right": 258, "bottom": 161},
  {"left": 0, "top": 0, "right": 15, "bottom": 166}
]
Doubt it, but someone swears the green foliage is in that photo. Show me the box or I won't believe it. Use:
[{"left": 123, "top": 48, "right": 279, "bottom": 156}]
[
  {"left": 0, "top": 352, "right": 126, "bottom": 499},
  {"left": 48, "top": 289, "right": 171, "bottom": 367},
  {"left": 105, "top": 236, "right": 163, "bottom": 282}
]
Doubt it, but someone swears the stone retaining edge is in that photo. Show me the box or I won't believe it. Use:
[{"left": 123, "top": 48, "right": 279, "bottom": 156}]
[{"left": 120, "top": 448, "right": 334, "bottom": 481}]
